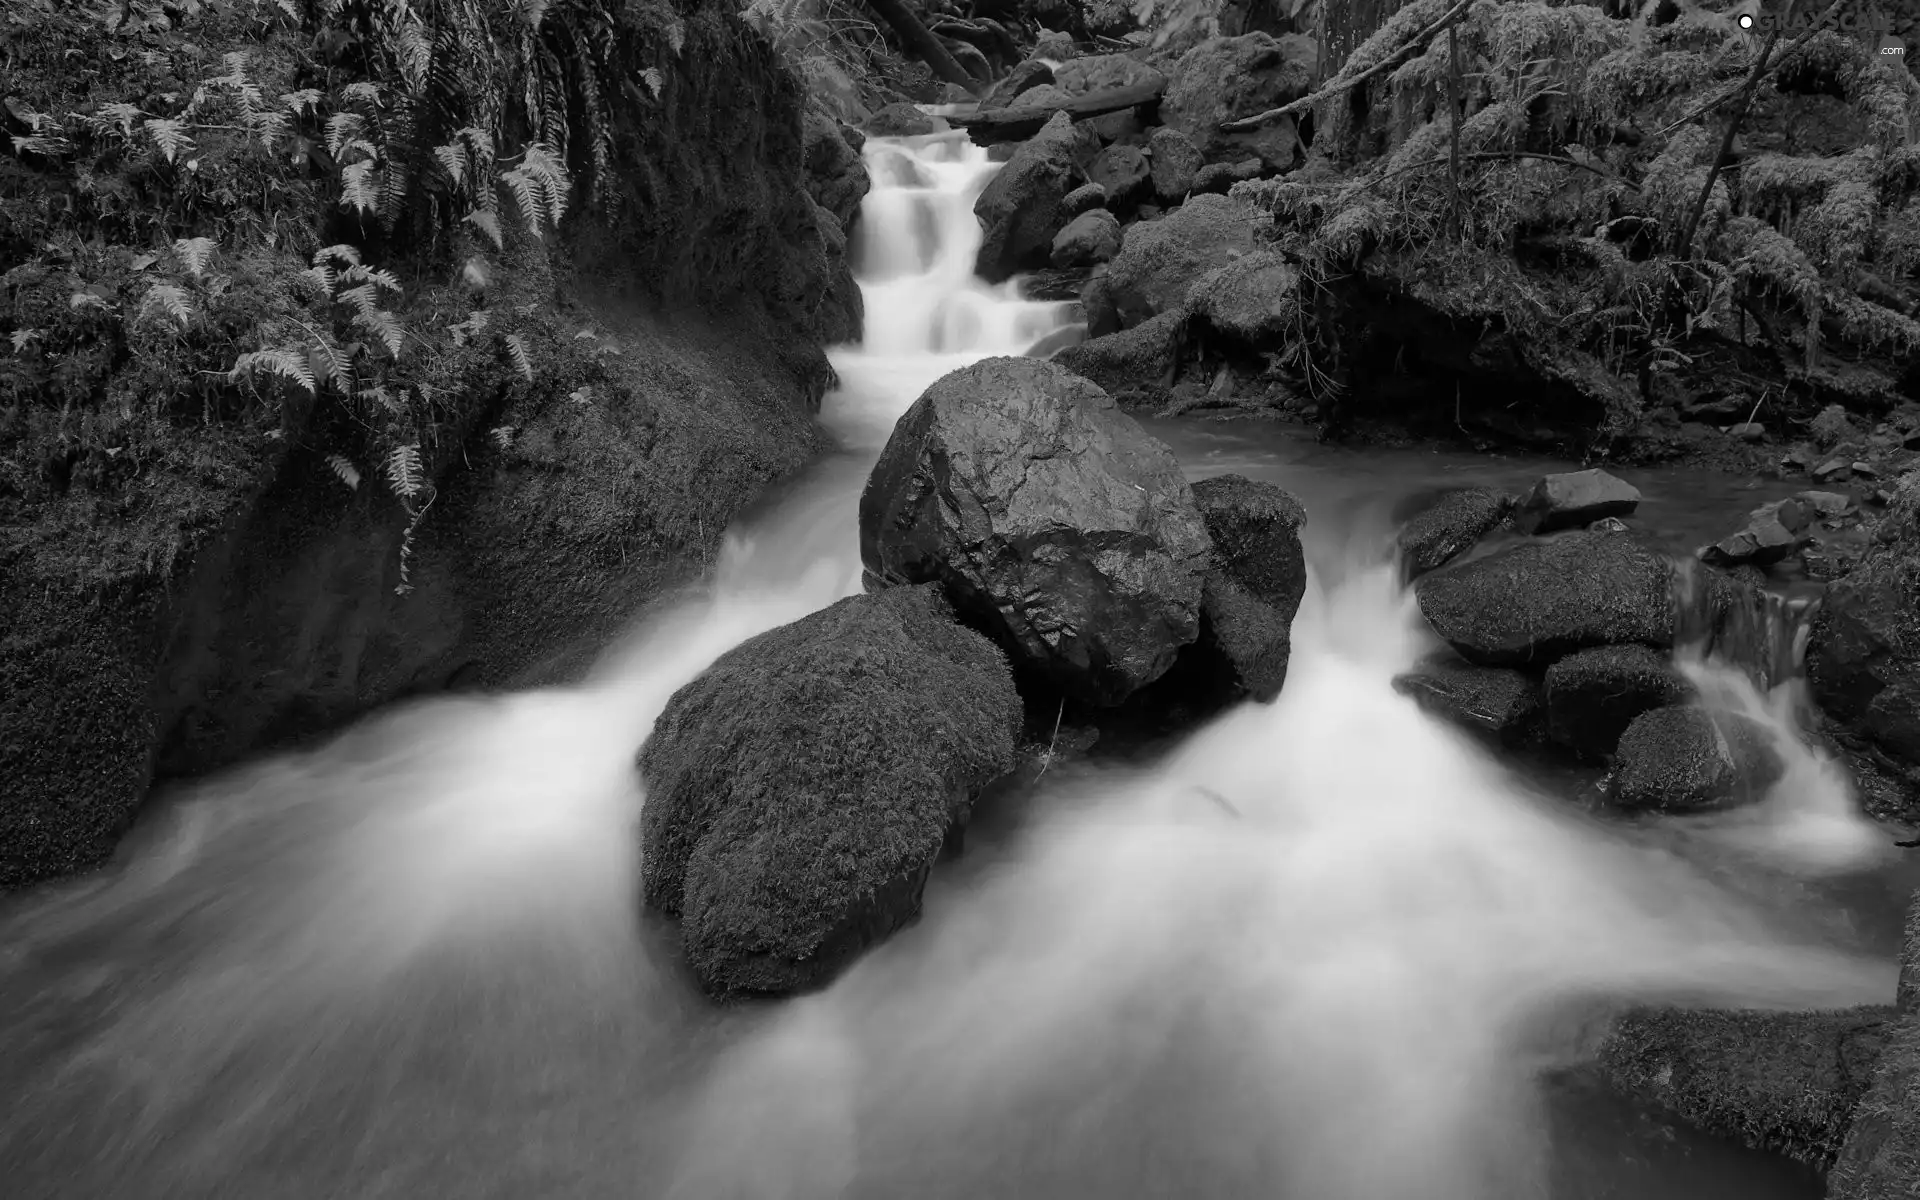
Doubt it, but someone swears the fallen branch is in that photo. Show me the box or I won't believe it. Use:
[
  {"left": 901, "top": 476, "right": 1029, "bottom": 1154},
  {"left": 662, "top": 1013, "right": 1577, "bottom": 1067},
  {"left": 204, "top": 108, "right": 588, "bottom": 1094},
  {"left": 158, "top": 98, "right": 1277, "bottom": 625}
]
[
  {"left": 1653, "top": 0, "right": 1847, "bottom": 138},
  {"left": 950, "top": 79, "right": 1166, "bottom": 145},
  {"left": 1676, "top": 15, "right": 1783, "bottom": 258},
  {"left": 1219, "top": 0, "right": 1472, "bottom": 133}
]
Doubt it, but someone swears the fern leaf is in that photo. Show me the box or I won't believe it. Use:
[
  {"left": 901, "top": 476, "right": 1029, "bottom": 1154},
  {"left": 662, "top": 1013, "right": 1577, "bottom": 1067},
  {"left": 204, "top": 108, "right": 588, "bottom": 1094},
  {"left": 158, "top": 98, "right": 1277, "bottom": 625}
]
[
  {"left": 504, "top": 333, "right": 534, "bottom": 382},
  {"left": 313, "top": 244, "right": 362, "bottom": 268},
  {"left": 341, "top": 161, "right": 379, "bottom": 214},
  {"left": 385, "top": 444, "right": 425, "bottom": 500},
  {"left": 434, "top": 141, "right": 468, "bottom": 188},
  {"left": 354, "top": 308, "right": 405, "bottom": 358},
  {"left": 489, "top": 425, "right": 515, "bottom": 450},
  {"left": 140, "top": 284, "right": 193, "bottom": 327},
  {"left": 229, "top": 348, "right": 317, "bottom": 394},
  {"left": 325, "top": 112, "right": 365, "bottom": 159},
  {"left": 173, "top": 236, "right": 217, "bottom": 280},
  {"left": 282, "top": 89, "right": 323, "bottom": 116},
  {"left": 144, "top": 118, "right": 193, "bottom": 163},
  {"left": 641, "top": 68, "right": 664, "bottom": 100},
  {"left": 336, "top": 283, "right": 380, "bottom": 315},
  {"left": 464, "top": 209, "right": 504, "bottom": 250},
  {"left": 326, "top": 454, "right": 362, "bottom": 490},
  {"left": 308, "top": 339, "right": 354, "bottom": 392}
]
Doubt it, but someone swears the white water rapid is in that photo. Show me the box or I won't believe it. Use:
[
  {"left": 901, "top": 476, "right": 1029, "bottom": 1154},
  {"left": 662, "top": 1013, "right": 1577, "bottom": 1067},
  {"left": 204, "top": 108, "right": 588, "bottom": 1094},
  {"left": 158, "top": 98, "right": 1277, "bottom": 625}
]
[{"left": 0, "top": 131, "right": 1904, "bottom": 1200}]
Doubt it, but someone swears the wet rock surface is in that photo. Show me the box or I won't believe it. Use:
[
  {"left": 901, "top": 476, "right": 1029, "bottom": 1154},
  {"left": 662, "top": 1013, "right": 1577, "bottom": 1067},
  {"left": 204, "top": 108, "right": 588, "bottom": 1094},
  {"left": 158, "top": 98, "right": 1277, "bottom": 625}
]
[
  {"left": 1392, "top": 659, "right": 1543, "bottom": 746},
  {"left": 1395, "top": 486, "right": 1516, "bottom": 578},
  {"left": 1513, "top": 468, "right": 1642, "bottom": 534},
  {"left": 1414, "top": 532, "right": 1674, "bottom": 667},
  {"left": 1104, "top": 192, "right": 1260, "bottom": 328},
  {"left": 1609, "top": 706, "right": 1783, "bottom": 812},
  {"left": 1543, "top": 644, "right": 1692, "bottom": 760},
  {"left": 639, "top": 585, "right": 1020, "bottom": 996},
  {"left": 859, "top": 357, "right": 1211, "bottom": 706},
  {"left": 1186, "top": 474, "right": 1308, "bottom": 702},
  {"left": 974, "top": 111, "right": 1097, "bottom": 283}
]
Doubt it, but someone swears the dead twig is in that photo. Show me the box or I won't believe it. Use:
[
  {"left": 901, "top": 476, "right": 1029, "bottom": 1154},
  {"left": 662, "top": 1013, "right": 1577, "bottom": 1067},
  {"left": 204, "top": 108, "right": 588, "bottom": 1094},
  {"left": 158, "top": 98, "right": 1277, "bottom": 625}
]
[{"left": 1221, "top": 0, "right": 1473, "bottom": 133}]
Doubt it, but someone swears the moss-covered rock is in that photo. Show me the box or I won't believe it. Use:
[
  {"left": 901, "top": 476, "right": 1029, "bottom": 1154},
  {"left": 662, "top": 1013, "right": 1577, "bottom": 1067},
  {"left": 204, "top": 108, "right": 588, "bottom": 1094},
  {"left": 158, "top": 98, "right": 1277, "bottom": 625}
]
[
  {"left": 1597, "top": 1005, "right": 1897, "bottom": 1170},
  {"left": 973, "top": 111, "right": 1096, "bottom": 283},
  {"left": 1829, "top": 893, "right": 1920, "bottom": 1199},
  {"left": 1104, "top": 192, "right": 1259, "bottom": 328},
  {"left": 1392, "top": 658, "right": 1543, "bottom": 746},
  {"left": 1609, "top": 706, "right": 1784, "bottom": 812},
  {"left": 637, "top": 585, "right": 1020, "bottom": 996},
  {"left": 1188, "top": 474, "right": 1307, "bottom": 702},
  {"left": 1543, "top": 644, "right": 1692, "bottom": 760},
  {"left": 1394, "top": 485, "right": 1516, "bottom": 579},
  {"left": 1414, "top": 531, "right": 1675, "bottom": 667},
  {"left": 1050, "top": 308, "right": 1187, "bottom": 397}
]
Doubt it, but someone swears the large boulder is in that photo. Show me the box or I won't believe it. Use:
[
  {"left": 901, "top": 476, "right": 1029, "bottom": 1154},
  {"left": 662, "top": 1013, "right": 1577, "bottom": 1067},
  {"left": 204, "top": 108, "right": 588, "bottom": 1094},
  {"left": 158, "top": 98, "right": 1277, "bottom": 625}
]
[
  {"left": 1392, "top": 659, "right": 1543, "bottom": 746},
  {"left": 1104, "top": 192, "right": 1260, "bottom": 328},
  {"left": 1148, "top": 126, "right": 1204, "bottom": 204},
  {"left": 1513, "top": 468, "right": 1642, "bottom": 534},
  {"left": 1415, "top": 532, "right": 1676, "bottom": 667},
  {"left": 1828, "top": 893, "right": 1920, "bottom": 1200},
  {"left": 638, "top": 585, "right": 1020, "bottom": 996},
  {"left": 1087, "top": 143, "right": 1151, "bottom": 207},
  {"left": 1395, "top": 486, "right": 1516, "bottom": 579},
  {"left": 1050, "top": 208, "right": 1123, "bottom": 268},
  {"left": 974, "top": 111, "right": 1097, "bottom": 283},
  {"left": 1189, "top": 250, "right": 1300, "bottom": 345},
  {"left": 984, "top": 58, "right": 1055, "bottom": 107},
  {"left": 1051, "top": 53, "right": 1167, "bottom": 97},
  {"left": 1609, "top": 706, "right": 1784, "bottom": 812},
  {"left": 859, "top": 357, "right": 1212, "bottom": 706},
  {"left": 1161, "top": 33, "right": 1316, "bottom": 168},
  {"left": 865, "top": 102, "right": 945, "bottom": 137},
  {"left": 1543, "top": 643, "right": 1692, "bottom": 759},
  {"left": 1598, "top": 1006, "right": 1897, "bottom": 1170},
  {"left": 1050, "top": 308, "right": 1187, "bottom": 396},
  {"left": 802, "top": 109, "right": 869, "bottom": 233},
  {"left": 1807, "top": 471, "right": 1920, "bottom": 768},
  {"left": 1187, "top": 474, "right": 1308, "bottom": 701}
]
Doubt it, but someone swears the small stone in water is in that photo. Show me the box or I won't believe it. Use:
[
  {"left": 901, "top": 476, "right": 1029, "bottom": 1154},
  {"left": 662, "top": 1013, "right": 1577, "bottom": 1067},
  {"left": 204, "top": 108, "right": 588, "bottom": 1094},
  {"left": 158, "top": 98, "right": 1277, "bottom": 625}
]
[
  {"left": 1813, "top": 458, "right": 1851, "bottom": 482},
  {"left": 1730, "top": 422, "right": 1765, "bottom": 441},
  {"left": 1796, "top": 490, "right": 1852, "bottom": 518},
  {"left": 1851, "top": 460, "right": 1878, "bottom": 478}
]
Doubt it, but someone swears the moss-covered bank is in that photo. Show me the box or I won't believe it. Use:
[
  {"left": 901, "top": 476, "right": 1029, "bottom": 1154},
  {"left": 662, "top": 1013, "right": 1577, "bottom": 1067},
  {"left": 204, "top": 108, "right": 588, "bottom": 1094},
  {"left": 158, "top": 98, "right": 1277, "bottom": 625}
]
[{"left": 0, "top": 0, "right": 856, "bottom": 889}]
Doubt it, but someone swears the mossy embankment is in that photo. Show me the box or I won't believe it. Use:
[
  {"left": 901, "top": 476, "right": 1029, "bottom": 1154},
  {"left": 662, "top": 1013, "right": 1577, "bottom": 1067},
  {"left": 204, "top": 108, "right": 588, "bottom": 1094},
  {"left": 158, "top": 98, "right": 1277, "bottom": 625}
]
[{"left": 0, "top": 0, "right": 856, "bottom": 889}]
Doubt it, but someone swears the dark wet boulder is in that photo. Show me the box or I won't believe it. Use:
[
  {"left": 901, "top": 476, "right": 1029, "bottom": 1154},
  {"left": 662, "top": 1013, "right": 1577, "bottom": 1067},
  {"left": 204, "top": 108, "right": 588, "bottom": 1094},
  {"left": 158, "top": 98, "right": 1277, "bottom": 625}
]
[
  {"left": 985, "top": 58, "right": 1055, "bottom": 107},
  {"left": 1148, "top": 126, "right": 1204, "bottom": 203},
  {"left": 1513, "top": 468, "right": 1642, "bottom": 534},
  {"left": 1392, "top": 659, "right": 1542, "bottom": 746},
  {"left": 1598, "top": 1006, "right": 1897, "bottom": 1170},
  {"left": 1395, "top": 486, "right": 1516, "bottom": 579},
  {"left": 1194, "top": 158, "right": 1265, "bottom": 194},
  {"left": 802, "top": 109, "right": 869, "bottom": 233},
  {"left": 1051, "top": 309, "right": 1186, "bottom": 397},
  {"left": 638, "top": 585, "right": 1020, "bottom": 996},
  {"left": 1051, "top": 53, "right": 1167, "bottom": 97},
  {"left": 1087, "top": 143, "right": 1151, "bottom": 207},
  {"left": 1699, "top": 498, "right": 1812, "bottom": 567},
  {"left": 865, "top": 102, "right": 945, "bottom": 137},
  {"left": 1161, "top": 33, "right": 1315, "bottom": 168},
  {"left": 1061, "top": 181, "right": 1108, "bottom": 218},
  {"left": 1189, "top": 250, "right": 1300, "bottom": 345},
  {"left": 1187, "top": 474, "right": 1308, "bottom": 701},
  {"left": 1543, "top": 644, "right": 1691, "bottom": 759},
  {"left": 1828, "top": 894, "right": 1920, "bottom": 1200},
  {"left": 859, "top": 357, "right": 1212, "bottom": 706},
  {"left": 974, "top": 111, "right": 1097, "bottom": 283},
  {"left": 1807, "top": 472, "right": 1920, "bottom": 768},
  {"left": 1050, "top": 209, "right": 1123, "bottom": 268},
  {"left": 1415, "top": 532, "right": 1675, "bottom": 667},
  {"left": 1104, "top": 193, "right": 1259, "bottom": 328},
  {"left": 1609, "top": 706, "right": 1784, "bottom": 811}
]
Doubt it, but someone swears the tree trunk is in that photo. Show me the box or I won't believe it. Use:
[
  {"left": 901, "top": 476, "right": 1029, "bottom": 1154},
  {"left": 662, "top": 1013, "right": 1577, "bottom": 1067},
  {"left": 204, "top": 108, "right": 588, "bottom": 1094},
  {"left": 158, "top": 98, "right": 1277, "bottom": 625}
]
[{"left": 859, "top": 0, "right": 985, "bottom": 96}]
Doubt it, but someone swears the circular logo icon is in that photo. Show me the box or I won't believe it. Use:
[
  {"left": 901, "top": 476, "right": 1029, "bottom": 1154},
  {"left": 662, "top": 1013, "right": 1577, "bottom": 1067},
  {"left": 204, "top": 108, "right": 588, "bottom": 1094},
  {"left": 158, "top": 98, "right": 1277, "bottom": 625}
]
[{"left": 1738, "top": 13, "right": 1755, "bottom": 29}]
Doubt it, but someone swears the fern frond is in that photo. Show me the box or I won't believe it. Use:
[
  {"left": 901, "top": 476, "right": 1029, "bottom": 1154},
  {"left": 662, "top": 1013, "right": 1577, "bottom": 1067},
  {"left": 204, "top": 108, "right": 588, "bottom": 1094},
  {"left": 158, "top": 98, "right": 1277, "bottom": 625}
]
[
  {"left": 173, "top": 236, "right": 217, "bottom": 280},
  {"left": 385, "top": 444, "right": 425, "bottom": 499},
  {"left": 230, "top": 348, "right": 317, "bottom": 394},
  {"left": 144, "top": 117, "right": 193, "bottom": 163},
  {"left": 504, "top": 332, "right": 534, "bottom": 382},
  {"left": 326, "top": 453, "right": 362, "bottom": 490},
  {"left": 313, "top": 244, "right": 362, "bottom": 268},
  {"left": 489, "top": 425, "right": 515, "bottom": 450},
  {"left": 354, "top": 308, "right": 406, "bottom": 358},
  {"left": 464, "top": 208, "right": 504, "bottom": 250},
  {"left": 336, "top": 283, "right": 380, "bottom": 315},
  {"left": 139, "top": 284, "right": 193, "bottom": 327},
  {"left": 341, "top": 161, "right": 379, "bottom": 214},
  {"left": 326, "top": 112, "right": 366, "bottom": 159}
]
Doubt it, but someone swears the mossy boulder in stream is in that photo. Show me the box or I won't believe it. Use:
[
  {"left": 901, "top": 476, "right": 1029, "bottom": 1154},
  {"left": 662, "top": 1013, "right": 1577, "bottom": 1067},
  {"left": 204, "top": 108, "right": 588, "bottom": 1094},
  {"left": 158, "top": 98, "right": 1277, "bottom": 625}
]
[
  {"left": 973, "top": 111, "right": 1097, "bottom": 283},
  {"left": 1185, "top": 474, "right": 1307, "bottom": 703},
  {"left": 1598, "top": 1005, "right": 1898, "bottom": 1170},
  {"left": 1394, "top": 486, "right": 1517, "bottom": 579},
  {"left": 1414, "top": 531, "right": 1675, "bottom": 668},
  {"left": 1608, "top": 706, "right": 1783, "bottom": 811},
  {"left": 638, "top": 585, "right": 1020, "bottom": 997},
  {"left": 1392, "top": 658, "right": 1543, "bottom": 746},
  {"left": 1543, "top": 644, "right": 1692, "bottom": 760},
  {"left": 859, "top": 357, "right": 1212, "bottom": 707}
]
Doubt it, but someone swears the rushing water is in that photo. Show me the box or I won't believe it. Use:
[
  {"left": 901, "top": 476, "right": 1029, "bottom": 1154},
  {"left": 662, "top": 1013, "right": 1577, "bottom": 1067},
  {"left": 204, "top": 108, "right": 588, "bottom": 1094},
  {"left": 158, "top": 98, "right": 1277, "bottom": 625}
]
[{"left": 0, "top": 132, "right": 1909, "bottom": 1200}]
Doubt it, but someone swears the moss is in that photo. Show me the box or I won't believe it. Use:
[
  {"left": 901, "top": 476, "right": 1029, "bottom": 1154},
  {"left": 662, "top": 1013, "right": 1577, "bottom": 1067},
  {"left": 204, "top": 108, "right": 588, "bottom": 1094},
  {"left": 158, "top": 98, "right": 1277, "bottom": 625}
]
[
  {"left": 1598, "top": 1005, "right": 1898, "bottom": 1169},
  {"left": 1827, "top": 1015, "right": 1920, "bottom": 1200},
  {"left": 638, "top": 585, "right": 1022, "bottom": 996}
]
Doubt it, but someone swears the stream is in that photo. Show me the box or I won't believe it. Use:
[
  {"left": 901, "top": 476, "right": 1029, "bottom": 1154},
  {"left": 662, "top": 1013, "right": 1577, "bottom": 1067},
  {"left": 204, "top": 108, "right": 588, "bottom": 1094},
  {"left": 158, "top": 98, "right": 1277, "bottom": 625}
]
[{"left": 0, "top": 131, "right": 1910, "bottom": 1200}]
